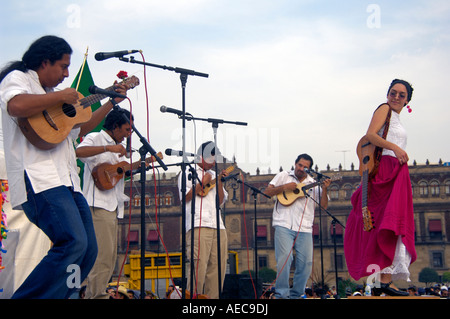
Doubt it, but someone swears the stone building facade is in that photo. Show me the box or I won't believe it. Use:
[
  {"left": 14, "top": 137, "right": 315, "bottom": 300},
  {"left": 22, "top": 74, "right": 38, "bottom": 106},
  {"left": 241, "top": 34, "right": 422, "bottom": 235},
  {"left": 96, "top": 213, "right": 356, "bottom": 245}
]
[{"left": 117, "top": 160, "right": 450, "bottom": 289}]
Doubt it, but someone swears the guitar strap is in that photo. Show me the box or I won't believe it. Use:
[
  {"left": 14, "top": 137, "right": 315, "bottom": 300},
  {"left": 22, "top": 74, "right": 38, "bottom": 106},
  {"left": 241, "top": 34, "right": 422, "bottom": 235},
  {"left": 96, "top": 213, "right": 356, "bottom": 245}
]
[{"left": 370, "top": 105, "right": 392, "bottom": 179}]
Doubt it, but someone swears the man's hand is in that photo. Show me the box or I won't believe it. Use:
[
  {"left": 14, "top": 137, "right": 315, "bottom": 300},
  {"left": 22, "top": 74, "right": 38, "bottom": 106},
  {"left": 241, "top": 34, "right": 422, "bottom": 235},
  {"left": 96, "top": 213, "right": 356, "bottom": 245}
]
[
  {"left": 58, "top": 88, "right": 79, "bottom": 105},
  {"left": 106, "top": 144, "right": 127, "bottom": 157},
  {"left": 283, "top": 182, "right": 298, "bottom": 192},
  {"left": 322, "top": 178, "right": 331, "bottom": 190}
]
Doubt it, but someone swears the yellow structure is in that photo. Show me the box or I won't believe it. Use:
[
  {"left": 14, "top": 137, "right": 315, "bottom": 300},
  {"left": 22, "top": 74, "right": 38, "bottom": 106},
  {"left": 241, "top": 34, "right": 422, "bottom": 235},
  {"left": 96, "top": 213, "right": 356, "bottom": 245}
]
[{"left": 124, "top": 251, "right": 239, "bottom": 291}]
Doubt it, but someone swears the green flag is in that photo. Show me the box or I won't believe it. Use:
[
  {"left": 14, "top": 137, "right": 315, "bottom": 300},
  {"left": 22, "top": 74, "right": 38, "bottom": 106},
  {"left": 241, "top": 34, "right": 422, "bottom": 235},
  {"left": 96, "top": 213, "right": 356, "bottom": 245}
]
[
  {"left": 71, "top": 60, "right": 104, "bottom": 132},
  {"left": 71, "top": 59, "right": 103, "bottom": 187}
]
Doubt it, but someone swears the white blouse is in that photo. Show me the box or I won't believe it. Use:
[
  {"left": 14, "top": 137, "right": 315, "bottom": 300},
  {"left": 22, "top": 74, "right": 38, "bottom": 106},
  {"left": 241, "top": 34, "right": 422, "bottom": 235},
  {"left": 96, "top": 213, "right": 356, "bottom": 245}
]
[{"left": 378, "top": 111, "right": 407, "bottom": 157}]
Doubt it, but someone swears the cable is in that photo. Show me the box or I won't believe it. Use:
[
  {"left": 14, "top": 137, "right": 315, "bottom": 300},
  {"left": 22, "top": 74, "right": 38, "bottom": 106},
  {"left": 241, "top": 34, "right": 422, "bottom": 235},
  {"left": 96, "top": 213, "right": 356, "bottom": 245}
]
[
  {"left": 115, "top": 98, "right": 134, "bottom": 296},
  {"left": 259, "top": 187, "right": 310, "bottom": 299},
  {"left": 140, "top": 51, "right": 181, "bottom": 298}
]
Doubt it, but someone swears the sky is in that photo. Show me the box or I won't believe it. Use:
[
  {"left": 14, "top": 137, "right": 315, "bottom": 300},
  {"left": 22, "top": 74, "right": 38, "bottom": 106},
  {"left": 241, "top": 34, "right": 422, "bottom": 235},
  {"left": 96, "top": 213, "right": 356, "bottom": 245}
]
[{"left": 1, "top": 0, "right": 449, "bottom": 175}]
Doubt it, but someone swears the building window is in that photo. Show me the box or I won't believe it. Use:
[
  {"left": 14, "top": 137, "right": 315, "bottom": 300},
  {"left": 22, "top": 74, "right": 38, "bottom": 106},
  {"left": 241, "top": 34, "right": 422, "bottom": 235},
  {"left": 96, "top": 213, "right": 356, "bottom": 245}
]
[
  {"left": 329, "top": 185, "right": 339, "bottom": 201},
  {"left": 313, "top": 224, "right": 320, "bottom": 242},
  {"left": 133, "top": 194, "right": 141, "bottom": 207},
  {"left": 428, "top": 219, "right": 442, "bottom": 240},
  {"left": 419, "top": 181, "right": 428, "bottom": 197},
  {"left": 145, "top": 193, "right": 151, "bottom": 206},
  {"left": 164, "top": 192, "right": 174, "bottom": 206},
  {"left": 259, "top": 256, "right": 268, "bottom": 269},
  {"left": 430, "top": 181, "right": 440, "bottom": 197},
  {"left": 259, "top": 187, "right": 269, "bottom": 203},
  {"left": 128, "top": 230, "right": 139, "bottom": 248},
  {"left": 155, "top": 194, "right": 162, "bottom": 206},
  {"left": 331, "top": 254, "right": 345, "bottom": 271},
  {"left": 330, "top": 223, "right": 343, "bottom": 243},
  {"left": 147, "top": 229, "right": 160, "bottom": 250},
  {"left": 431, "top": 251, "right": 444, "bottom": 268},
  {"left": 343, "top": 184, "right": 353, "bottom": 200},
  {"left": 445, "top": 181, "right": 450, "bottom": 196},
  {"left": 256, "top": 225, "right": 268, "bottom": 246}
]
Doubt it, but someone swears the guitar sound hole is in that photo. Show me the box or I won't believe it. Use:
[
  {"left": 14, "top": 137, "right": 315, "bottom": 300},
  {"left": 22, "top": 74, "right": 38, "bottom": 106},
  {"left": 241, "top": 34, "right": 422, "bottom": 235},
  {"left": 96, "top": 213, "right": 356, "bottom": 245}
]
[
  {"left": 62, "top": 103, "right": 77, "bottom": 118},
  {"left": 293, "top": 189, "right": 300, "bottom": 194},
  {"left": 363, "top": 155, "right": 370, "bottom": 165},
  {"left": 117, "top": 167, "right": 124, "bottom": 174}
]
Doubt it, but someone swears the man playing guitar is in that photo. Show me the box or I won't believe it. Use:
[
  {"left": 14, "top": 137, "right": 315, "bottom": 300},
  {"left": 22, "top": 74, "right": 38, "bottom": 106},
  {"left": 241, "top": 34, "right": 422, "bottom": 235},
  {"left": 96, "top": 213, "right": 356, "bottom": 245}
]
[
  {"left": 264, "top": 153, "right": 330, "bottom": 299},
  {"left": 0, "top": 35, "right": 128, "bottom": 298},
  {"left": 75, "top": 109, "right": 133, "bottom": 299}
]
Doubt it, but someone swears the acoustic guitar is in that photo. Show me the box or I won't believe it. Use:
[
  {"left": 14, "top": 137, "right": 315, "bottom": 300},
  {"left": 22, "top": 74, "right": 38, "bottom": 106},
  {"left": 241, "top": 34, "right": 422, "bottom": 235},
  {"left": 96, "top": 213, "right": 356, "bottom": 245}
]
[
  {"left": 17, "top": 76, "right": 140, "bottom": 150},
  {"left": 356, "top": 108, "right": 391, "bottom": 231},
  {"left": 92, "top": 151, "right": 163, "bottom": 191},
  {"left": 356, "top": 136, "right": 375, "bottom": 231},
  {"left": 277, "top": 174, "right": 342, "bottom": 206},
  {"left": 197, "top": 165, "right": 235, "bottom": 197}
]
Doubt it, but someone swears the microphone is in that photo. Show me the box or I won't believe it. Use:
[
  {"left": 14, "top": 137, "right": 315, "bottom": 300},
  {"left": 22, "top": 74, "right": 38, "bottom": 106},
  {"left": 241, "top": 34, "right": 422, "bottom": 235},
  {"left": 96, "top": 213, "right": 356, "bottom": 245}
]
[
  {"left": 221, "top": 172, "right": 240, "bottom": 182},
  {"left": 94, "top": 50, "right": 139, "bottom": 61},
  {"left": 304, "top": 167, "right": 331, "bottom": 179},
  {"left": 88, "top": 85, "right": 127, "bottom": 99},
  {"left": 301, "top": 183, "right": 317, "bottom": 194},
  {"left": 125, "top": 136, "right": 133, "bottom": 158},
  {"left": 165, "top": 148, "right": 197, "bottom": 157},
  {"left": 160, "top": 105, "right": 191, "bottom": 117}
]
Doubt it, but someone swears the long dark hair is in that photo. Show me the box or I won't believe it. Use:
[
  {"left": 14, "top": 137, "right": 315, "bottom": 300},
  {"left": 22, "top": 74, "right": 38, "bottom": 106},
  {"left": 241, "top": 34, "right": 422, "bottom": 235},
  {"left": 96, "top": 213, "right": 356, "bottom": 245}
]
[{"left": 0, "top": 35, "right": 72, "bottom": 83}]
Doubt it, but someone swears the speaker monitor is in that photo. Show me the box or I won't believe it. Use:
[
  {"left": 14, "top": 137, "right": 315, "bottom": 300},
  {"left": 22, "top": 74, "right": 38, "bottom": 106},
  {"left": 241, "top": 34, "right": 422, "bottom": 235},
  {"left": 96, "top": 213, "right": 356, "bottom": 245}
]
[{"left": 222, "top": 274, "right": 261, "bottom": 299}]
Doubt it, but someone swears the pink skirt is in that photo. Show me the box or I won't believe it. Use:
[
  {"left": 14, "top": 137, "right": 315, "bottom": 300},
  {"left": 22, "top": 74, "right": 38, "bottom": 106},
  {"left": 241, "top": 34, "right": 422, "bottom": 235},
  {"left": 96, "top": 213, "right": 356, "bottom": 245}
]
[{"left": 344, "top": 156, "right": 417, "bottom": 281}]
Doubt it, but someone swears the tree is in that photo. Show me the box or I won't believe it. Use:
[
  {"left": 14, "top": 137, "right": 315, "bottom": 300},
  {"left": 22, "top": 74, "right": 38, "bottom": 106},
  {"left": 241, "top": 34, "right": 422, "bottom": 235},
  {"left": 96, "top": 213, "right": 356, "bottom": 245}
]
[
  {"left": 442, "top": 272, "right": 450, "bottom": 283},
  {"left": 258, "top": 267, "right": 277, "bottom": 284},
  {"left": 418, "top": 267, "right": 439, "bottom": 286}
]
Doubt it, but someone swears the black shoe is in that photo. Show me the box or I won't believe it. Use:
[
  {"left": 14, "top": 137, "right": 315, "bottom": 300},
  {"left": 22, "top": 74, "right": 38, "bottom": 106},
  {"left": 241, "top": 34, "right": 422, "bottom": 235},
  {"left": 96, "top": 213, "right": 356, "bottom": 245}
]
[{"left": 379, "top": 282, "right": 409, "bottom": 296}]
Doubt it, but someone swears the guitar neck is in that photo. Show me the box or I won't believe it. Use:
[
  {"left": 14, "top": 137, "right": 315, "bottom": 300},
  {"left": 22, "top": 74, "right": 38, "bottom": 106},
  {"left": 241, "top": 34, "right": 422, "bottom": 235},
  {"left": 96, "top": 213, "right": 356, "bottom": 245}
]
[
  {"left": 302, "top": 174, "right": 341, "bottom": 192},
  {"left": 79, "top": 84, "right": 115, "bottom": 109},
  {"left": 79, "top": 76, "right": 139, "bottom": 109},
  {"left": 361, "top": 169, "right": 369, "bottom": 209}
]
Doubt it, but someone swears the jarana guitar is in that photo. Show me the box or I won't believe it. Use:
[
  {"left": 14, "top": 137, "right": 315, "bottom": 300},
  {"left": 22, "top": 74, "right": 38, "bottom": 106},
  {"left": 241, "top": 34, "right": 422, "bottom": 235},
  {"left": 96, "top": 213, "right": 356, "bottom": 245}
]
[
  {"left": 277, "top": 174, "right": 342, "bottom": 206},
  {"left": 18, "top": 76, "right": 140, "bottom": 150},
  {"left": 197, "top": 165, "right": 235, "bottom": 197},
  {"left": 92, "top": 152, "right": 163, "bottom": 191}
]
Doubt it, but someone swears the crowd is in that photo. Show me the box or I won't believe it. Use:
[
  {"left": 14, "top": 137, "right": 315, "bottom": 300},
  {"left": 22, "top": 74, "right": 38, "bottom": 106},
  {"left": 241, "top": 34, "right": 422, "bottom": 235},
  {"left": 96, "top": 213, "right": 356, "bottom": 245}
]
[
  {"left": 73, "top": 281, "right": 449, "bottom": 299},
  {"left": 346, "top": 283, "right": 449, "bottom": 298}
]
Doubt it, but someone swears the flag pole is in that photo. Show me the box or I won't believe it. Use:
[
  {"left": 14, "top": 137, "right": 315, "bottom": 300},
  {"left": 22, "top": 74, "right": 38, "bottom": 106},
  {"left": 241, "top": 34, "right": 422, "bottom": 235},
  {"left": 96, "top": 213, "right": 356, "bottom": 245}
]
[{"left": 75, "top": 46, "right": 89, "bottom": 91}]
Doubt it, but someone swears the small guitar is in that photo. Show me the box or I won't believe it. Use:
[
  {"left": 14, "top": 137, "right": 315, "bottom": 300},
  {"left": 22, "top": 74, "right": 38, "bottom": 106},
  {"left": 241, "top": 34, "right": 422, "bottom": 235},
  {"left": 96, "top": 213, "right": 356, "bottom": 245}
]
[
  {"left": 277, "top": 174, "right": 342, "bottom": 206},
  {"left": 92, "top": 152, "right": 163, "bottom": 191},
  {"left": 18, "top": 76, "right": 140, "bottom": 150},
  {"left": 357, "top": 136, "right": 375, "bottom": 231},
  {"left": 197, "top": 165, "right": 235, "bottom": 197}
]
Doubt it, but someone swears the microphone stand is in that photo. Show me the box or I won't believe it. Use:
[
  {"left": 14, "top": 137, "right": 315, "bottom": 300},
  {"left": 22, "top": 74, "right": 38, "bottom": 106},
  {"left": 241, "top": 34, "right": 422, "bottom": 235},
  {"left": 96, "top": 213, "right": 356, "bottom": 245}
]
[
  {"left": 109, "top": 99, "right": 168, "bottom": 299},
  {"left": 186, "top": 161, "right": 202, "bottom": 299},
  {"left": 117, "top": 57, "right": 208, "bottom": 299},
  {"left": 302, "top": 177, "right": 344, "bottom": 297},
  {"left": 227, "top": 174, "right": 270, "bottom": 296},
  {"left": 185, "top": 115, "right": 247, "bottom": 299}
]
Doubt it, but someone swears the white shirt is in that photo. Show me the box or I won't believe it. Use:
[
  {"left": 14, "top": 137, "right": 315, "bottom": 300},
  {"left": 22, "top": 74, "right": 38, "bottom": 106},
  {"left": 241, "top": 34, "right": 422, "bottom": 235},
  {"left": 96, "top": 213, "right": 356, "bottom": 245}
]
[
  {"left": 178, "top": 166, "right": 228, "bottom": 232},
  {"left": 0, "top": 112, "right": 6, "bottom": 180},
  {"left": 379, "top": 111, "right": 407, "bottom": 158},
  {"left": 270, "top": 170, "right": 322, "bottom": 233},
  {"left": 0, "top": 70, "right": 81, "bottom": 209},
  {"left": 77, "top": 130, "right": 129, "bottom": 218}
]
